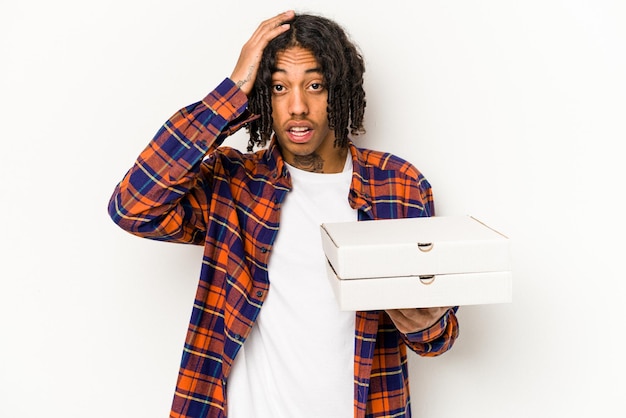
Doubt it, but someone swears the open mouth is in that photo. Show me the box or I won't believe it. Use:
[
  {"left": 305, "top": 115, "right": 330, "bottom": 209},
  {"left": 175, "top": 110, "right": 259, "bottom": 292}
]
[{"left": 287, "top": 126, "right": 312, "bottom": 143}]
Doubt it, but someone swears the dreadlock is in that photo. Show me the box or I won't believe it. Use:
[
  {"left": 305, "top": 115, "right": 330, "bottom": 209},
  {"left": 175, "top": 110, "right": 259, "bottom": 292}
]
[{"left": 246, "top": 13, "right": 366, "bottom": 151}]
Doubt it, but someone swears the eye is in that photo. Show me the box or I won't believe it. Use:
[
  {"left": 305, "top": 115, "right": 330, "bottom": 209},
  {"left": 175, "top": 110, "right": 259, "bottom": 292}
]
[
  {"left": 272, "top": 84, "right": 285, "bottom": 94},
  {"left": 308, "top": 82, "right": 326, "bottom": 94}
]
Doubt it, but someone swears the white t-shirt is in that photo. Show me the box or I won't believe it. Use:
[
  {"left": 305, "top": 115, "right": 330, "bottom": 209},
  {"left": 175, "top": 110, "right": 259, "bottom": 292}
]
[{"left": 227, "top": 156, "right": 358, "bottom": 418}]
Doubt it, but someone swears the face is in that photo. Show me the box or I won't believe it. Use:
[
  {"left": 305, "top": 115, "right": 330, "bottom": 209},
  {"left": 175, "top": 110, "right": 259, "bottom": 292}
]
[{"left": 270, "top": 47, "right": 347, "bottom": 173}]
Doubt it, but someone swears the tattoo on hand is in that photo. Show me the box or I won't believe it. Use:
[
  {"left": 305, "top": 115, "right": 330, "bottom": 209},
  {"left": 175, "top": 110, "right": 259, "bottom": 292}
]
[{"left": 293, "top": 154, "right": 324, "bottom": 172}]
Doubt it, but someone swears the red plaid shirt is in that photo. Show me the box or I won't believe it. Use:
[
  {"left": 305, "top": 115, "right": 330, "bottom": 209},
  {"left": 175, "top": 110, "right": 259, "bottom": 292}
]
[{"left": 109, "top": 78, "right": 459, "bottom": 418}]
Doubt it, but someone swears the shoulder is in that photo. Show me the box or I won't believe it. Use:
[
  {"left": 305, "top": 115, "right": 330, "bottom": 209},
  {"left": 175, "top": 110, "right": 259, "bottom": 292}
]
[
  {"left": 205, "top": 145, "right": 268, "bottom": 166},
  {"left": 351, "top": 144, "right": 435, "bottom": 218},
  {"left": 200, "top": 145, "right": 277, "bottom": 182},
  {"left": 355, "top": 146, "right": 426, "bottom": 182}
]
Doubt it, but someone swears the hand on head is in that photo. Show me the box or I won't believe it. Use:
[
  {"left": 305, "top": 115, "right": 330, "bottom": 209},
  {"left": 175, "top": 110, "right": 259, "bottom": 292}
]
[{"left": 230, "top": 10, "right": 295, "bottom": 96}]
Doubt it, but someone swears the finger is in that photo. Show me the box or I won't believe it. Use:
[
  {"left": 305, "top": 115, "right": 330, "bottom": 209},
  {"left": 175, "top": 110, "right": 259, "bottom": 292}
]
[
  {"left": 251, "top": 10, "right": 294, "bottom": 43},
  {"left": 263, "top": 10, "right": 295, "bottom": 30},
  {"left": 386, "top": 307, "right": 451, "bottom": 334}
]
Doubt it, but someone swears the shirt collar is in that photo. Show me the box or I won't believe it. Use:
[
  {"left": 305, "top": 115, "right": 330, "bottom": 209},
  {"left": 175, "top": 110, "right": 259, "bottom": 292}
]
[
  {"left": 264, "top": 138, "right": 373, "bottom": 216},
  {"left": 265, "top": 138, "right": 290, "bottom": 182},
  {"left": 348, "top": 141, "right": 373, "bottom": 217}
]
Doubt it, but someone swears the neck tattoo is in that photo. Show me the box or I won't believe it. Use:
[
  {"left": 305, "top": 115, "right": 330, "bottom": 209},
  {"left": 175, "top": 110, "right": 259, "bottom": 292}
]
[{"left": 293, "top": 153, "right": 324, "bottom": 173}]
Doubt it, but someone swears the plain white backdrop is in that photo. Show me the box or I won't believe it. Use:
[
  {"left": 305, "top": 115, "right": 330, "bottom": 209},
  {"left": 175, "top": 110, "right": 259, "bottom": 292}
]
[{"left": 1, "top": 0, "right": 624, "bottom": 416}]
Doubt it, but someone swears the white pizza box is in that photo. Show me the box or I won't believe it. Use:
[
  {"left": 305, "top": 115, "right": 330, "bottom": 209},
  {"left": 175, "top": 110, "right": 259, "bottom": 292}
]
[
  {"left": 325, "top": 262, "right": 512, "bottom": 310},
  {"left": 319, "top": 215, "right": 512, "bottom": 310},
  {"left": 320, "top": 215, "right": 511, "bottom": 279}
]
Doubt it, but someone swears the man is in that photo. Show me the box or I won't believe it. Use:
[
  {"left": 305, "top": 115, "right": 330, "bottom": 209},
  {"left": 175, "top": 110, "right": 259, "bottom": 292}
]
[{"left": 108, "top": 10, "right": 459, "bottom": 418}]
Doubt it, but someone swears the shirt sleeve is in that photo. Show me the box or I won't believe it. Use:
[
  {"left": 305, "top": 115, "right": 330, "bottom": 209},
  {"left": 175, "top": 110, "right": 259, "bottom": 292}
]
[
  {"left": 401, "top": 307, "right": 459, "bottom": 357},
  {"left": 107, "top": 78, "right": 255, "bottom": 244}
]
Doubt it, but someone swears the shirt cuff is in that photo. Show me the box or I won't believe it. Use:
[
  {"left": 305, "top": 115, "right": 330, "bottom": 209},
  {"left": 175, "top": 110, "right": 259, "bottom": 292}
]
[
  {"left": 404, "top": 307, "right": 458, "bottom": 343},
  {"left": 203, "top": 78, "right": 249, "bottom": 118}
]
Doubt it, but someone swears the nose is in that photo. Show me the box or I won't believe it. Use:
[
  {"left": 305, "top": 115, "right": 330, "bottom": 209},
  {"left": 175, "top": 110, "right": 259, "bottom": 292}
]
[{"left": 288, "top": 88, "right": 309, "bottom": 116}]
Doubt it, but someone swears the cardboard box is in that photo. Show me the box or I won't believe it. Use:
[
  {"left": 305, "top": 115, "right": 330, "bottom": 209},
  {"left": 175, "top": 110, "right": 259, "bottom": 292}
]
[
  {"left": 320, "top": 215, "right": 512, "bottom": 310},
  {"left": 325, "top": 263, "right": 512, "bottom": 310}
]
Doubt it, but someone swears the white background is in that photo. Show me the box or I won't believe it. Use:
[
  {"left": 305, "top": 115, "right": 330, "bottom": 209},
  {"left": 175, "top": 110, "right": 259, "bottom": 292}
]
[{"left": 1, "top": 0, "right": 624, "bottom": 416}]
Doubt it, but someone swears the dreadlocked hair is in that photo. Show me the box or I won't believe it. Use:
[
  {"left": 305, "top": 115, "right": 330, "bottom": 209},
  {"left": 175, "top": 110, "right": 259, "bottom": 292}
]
[{"left": 246, "top": 14, "right": 366, "bottom": 151}]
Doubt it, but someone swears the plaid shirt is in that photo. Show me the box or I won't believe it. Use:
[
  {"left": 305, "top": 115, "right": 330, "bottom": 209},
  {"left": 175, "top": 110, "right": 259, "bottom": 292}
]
[{"left": 109, "top": 78, "right": 459, "bottom": 418}]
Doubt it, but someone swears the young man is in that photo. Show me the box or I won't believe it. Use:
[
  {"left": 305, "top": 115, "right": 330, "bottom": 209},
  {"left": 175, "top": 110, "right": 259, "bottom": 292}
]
[{"left": 108, "top": 10, "right": 459, "bottom": 418}]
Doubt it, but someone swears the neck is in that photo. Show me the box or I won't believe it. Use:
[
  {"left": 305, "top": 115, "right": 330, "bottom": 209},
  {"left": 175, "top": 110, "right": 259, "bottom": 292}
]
[{"left": 291, "top": 148, "right": 348, "bottom": 173}]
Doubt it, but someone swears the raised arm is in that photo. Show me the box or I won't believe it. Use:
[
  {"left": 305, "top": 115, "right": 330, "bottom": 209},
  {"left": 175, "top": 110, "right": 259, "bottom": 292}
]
[
  {"left": 107, "top": 80, "right": 252, "bottom": 243},
  {"left": 108, "top": 10, "right": 295, "bottom": 243}
]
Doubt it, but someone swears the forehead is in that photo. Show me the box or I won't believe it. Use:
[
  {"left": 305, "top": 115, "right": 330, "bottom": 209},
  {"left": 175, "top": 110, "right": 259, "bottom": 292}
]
[{"left": 273, "top": 47, "right": 321, "bottom": 75}]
